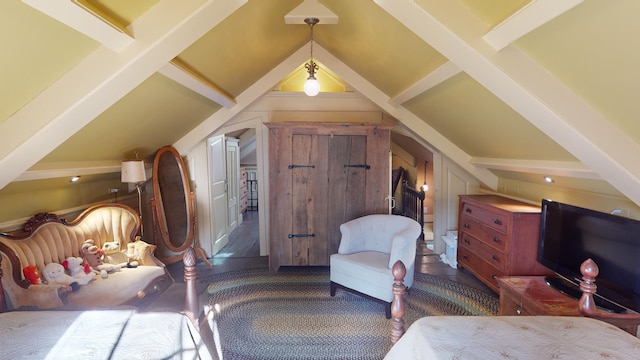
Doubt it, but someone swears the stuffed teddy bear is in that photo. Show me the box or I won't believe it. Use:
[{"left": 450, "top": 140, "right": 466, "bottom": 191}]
[
  {"left": 81, "top": 239, "right": 127, "bottom": 279},
  {"left": 42, "top": 262, "right": 81, "bottom": 291},
  {"left": 23, "top": 265, "right": 42, "bottom": 285},
  {"left": 62, "top": 256, "right": 96, "bottom": 285}
]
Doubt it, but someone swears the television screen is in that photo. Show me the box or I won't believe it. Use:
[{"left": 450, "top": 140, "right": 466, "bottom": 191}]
[{"left": 538, "top": 199, "right": 640, "bottom": 313}]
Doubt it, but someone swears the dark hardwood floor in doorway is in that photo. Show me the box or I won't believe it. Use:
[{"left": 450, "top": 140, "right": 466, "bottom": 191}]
[{"left": 215, "top": 210, "right": 260, "bottom": 258}]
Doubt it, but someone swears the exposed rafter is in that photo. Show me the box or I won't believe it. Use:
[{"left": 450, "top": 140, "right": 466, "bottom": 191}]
[
  {"left": 23, "top": 0, "right": 134, "bottom": 52},
  {"left": 470, "top": 158, "right": 599, "bottom": 179},
  {"left": 159, "top": 60, "right": 236, "bottom": 108},
  {"left": 0, "top": 0, "right": 248, "bottom": 190},
  {"left": 376, "top": 0, "right": 640, "bottom": 206},
  {"left": 483, "top": 0, "right": 584, "bottom": 50},
  {"left": 389, "top": 61, "right": 461, "bottom": 106}
]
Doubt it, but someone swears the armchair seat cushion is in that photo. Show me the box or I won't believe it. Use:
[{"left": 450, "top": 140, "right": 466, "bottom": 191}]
[
  {"left": 329, "top": 214, "right": 421, "bottom": 309},
  {"left": 330, "top": 251, "right": 394, "bottom": 302}
]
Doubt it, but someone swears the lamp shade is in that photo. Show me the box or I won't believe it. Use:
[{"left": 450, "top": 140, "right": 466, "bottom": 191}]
[{"left": 121, "top": 160, "right": 146, "bottom": 183}]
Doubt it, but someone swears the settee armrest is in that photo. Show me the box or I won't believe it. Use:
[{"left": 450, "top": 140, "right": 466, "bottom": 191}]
[
  {"left": 129, "top": 240, "right": 162, "bottom": 267},
  {"left": 3, "top": 281, "right": 71, "bottom": 309}
]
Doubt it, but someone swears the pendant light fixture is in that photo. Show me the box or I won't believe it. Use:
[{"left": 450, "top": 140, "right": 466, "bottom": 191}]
[{"left": 303, "top": 17, "right": 321, "bottom": 96}]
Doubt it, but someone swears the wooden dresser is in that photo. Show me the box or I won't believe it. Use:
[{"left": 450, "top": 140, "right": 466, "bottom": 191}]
[
  {"left": 239, "top": 167, "right": 248, "bottom": 213},
  {"left": 457, "top": 195, "right": 552, "bottom": 292}
]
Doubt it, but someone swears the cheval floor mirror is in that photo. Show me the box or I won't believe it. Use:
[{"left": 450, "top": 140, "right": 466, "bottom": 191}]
[{"left": 151, "top": 145, "right": 211, "bottom": 268}]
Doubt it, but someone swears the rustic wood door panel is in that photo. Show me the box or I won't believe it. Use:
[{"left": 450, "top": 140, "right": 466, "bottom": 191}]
[
  {"left": 290, "top": 134, "right": 329, "bottom": 266},
  {"left": 327, "top": 135, "right": 368, "bottom": 254},
  {"left": 267, "top": 123, "right": 392, "bottom": 271}
]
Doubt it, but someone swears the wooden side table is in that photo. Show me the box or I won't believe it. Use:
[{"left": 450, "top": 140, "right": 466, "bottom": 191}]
[{"left": 497, "top": 276, "right": 639, "bottom": 336}]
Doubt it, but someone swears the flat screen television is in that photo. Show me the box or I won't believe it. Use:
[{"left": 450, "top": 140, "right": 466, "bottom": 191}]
[{"left": 538, "top": 199, "right": 640, "bottom": 313}]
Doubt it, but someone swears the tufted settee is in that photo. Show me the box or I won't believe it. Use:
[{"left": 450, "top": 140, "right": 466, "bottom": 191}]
[{"left": 0, "top": 204, "right": 173, "bottom": 310}]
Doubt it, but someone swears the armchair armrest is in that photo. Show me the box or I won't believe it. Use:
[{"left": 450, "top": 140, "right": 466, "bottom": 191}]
[
  {"left": 337, "top": 222, "right": 368, "bottom": 254},
  {"left": 388, "top": 226, "right": 420, "bottom": 269}
]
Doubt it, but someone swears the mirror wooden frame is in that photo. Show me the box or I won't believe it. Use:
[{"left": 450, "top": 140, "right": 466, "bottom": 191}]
[{"left": 151, "top": 146, "right": 211, "bottom": 268}]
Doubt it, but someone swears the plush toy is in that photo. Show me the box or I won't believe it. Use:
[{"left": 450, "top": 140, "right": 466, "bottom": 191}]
[
  {"left": 102, "top": 240, "right": 138, "bottom": 268},
  {"left": 126, "top": 237, "right": 147, "bottom": 265},
  {"left": 62, "top": 256, "right": 96, "bottom": 285},
  {"left": 42, "top": 262, "right": 81, "bottom": 292},
  {"left": 81, "top": 239, "right": 126, "bottom": 279},
  {"left": 23, "top": 265, "right": 42, "bottom": 285}
]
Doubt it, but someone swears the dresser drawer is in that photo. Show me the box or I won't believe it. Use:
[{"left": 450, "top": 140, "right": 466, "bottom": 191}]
[
  {"left": 458, "top": 246, "right": 504, "bottom": 291},
  {"left": 459, "top": 231, "right": 506, "bottom": 271},
  {"left": 459, "top": 215, "right": 507, "bottom": 251},
  {"left": 499, "top": 293, "right": 533, "bottom": 316},
  {"left": 461, "top": 202, "right": 508, "bottom": 233}
]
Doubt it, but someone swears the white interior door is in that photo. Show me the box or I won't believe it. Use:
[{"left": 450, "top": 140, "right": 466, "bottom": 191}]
[
  {"left": 208, "top": 135, "right": 229, "bottom": 254},
  {"left": 226, "top": 138, "right": 239, "bottom": 233}
]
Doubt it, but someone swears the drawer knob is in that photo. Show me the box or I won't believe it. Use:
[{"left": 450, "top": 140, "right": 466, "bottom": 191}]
[
  {"left": 465, "top": 208, "right": 471, "bottom": 213},
  {"left": 493, "top": 236, "right": 499, "bottom": 242},
  {"left": 464, "top": 238, "right": 470, "bottom": 244},
  {"left": 463, "top": 223, "right": 469, "bottom": 228},
  {"left": 494, "top": 219, "right": 502, "bottom": 225},
  {"left": 463, "top": 255, "right": 468, "bottom": 259},
  {"left": 492, "top": 255, "right": 499, "bottom": 260}
]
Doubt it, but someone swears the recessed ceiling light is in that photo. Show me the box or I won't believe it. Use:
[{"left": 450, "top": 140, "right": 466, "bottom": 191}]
[
  {"left": 70, "top": 176, "right": 81, "bottom": 183},
  {"left": 543, "top": 176, "right": 554, "bottom": 183}
]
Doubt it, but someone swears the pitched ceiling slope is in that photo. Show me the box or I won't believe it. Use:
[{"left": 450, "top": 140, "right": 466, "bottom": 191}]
[
  {"left": 376, "top": 0, "right": 640, "bottom": 205},
  {"left": 0, "top": 0, "right": 247, "bottom": 189},
  {"left": 5, "top": 0, "right": 638, "bottom": 208}
]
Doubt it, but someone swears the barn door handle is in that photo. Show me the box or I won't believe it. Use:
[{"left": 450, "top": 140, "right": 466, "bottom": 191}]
[
  {"left": 344, "top": 164, "right": 371, "bottom": 169},
  {"left": 288, "top": 233, "right": 316, "bottom": 238},
  {"left": 288, "top": 165, "right": 315, "bottom": 169}
]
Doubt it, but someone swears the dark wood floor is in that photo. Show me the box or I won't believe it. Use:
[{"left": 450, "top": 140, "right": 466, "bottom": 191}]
[
  {"left": 214, "top": 210, "right": 260, "bottom": 258},
  {"left": 164, "top": 210, "right": 491, "bottom": 294}
]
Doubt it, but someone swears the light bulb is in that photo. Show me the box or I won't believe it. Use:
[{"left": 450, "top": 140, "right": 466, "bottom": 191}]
[{"left": 304, "top": 77, "right": 320, "bottom": 96}]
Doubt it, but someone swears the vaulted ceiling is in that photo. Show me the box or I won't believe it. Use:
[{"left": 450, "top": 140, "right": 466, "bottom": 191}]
[{"left": 3, "top": 0, "right": 640, "bottom": 206}]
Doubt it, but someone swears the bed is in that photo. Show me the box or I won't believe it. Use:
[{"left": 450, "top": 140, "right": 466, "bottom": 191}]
[
  {"left": 0, "top": 248, "right": 211, "bottom": 360},
  {"left": 386, "top": 259, "right": 640, "bottom": 359}
]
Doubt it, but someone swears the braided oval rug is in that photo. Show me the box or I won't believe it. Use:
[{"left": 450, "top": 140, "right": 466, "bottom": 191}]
[{"left": 204, "top": 267, "right": 498, "bottom": 360}]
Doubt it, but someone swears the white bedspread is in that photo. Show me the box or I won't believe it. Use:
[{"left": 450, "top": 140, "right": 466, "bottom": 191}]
[
  {"left": 0, "top": 310, "right": 211, "bottom": 360},
  {"left": 385, "top": 316, "right": 640, "bottom": 360}
]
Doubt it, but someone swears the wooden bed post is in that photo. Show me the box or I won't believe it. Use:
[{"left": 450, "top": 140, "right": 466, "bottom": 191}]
[
  {"left": 578, "top": 258, "right": 640, "bottom": 335},
  {"left": 391, "top": 260, "right": 407, "bottom": 345},
  {"left": 183, "top": 247, "right": 199, "bottom": 326}
]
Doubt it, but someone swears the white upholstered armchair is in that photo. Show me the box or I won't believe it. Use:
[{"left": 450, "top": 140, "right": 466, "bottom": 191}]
[{"left": 330, "top": 214, "right": 421, "bottom": 318}]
